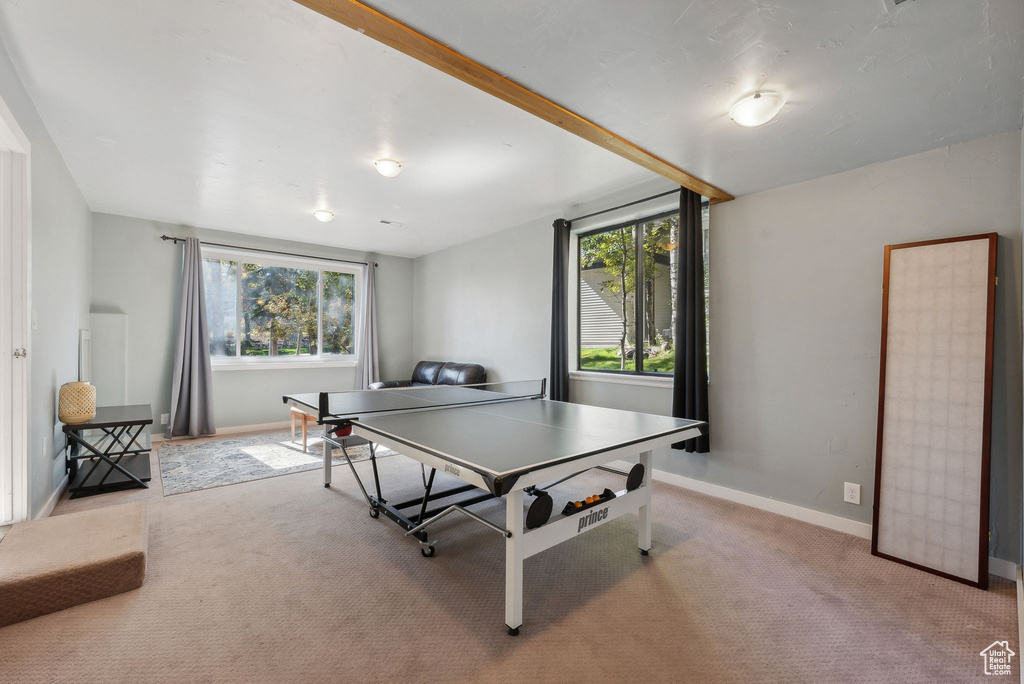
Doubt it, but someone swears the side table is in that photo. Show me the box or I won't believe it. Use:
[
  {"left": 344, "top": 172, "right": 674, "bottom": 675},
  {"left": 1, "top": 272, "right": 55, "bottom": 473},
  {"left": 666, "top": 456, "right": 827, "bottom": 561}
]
[{"left": 63, "top": 404, "right": 154, "bottom": 499}]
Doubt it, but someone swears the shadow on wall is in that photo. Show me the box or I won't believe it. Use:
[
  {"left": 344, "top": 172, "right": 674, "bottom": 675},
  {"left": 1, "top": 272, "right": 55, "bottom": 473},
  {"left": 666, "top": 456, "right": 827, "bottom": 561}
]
[{"left": 988, "top": 234, "right": 1023, "bottom": 559}]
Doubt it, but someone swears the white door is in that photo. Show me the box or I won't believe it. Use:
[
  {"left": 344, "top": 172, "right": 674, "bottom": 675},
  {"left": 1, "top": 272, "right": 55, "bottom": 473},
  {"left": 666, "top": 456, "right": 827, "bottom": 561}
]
[
  {"left": 0, "top": 150, "right": 10, "bottom": 524},
  {"left": 0, "top": 142, "right": 28, "bottom": 526}
]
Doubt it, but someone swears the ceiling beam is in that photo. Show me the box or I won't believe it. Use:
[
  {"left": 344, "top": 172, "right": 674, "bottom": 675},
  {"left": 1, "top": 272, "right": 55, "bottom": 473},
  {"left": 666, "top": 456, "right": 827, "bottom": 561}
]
[{"left": 294, "top": 0, "right": 734, "bottom": 203}]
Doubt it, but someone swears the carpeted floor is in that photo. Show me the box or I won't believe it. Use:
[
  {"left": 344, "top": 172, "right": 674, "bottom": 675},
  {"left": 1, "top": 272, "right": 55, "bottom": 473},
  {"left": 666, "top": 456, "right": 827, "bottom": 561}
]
[{"left": 0, "top": 436, "right": 1015, "bottom": 683}]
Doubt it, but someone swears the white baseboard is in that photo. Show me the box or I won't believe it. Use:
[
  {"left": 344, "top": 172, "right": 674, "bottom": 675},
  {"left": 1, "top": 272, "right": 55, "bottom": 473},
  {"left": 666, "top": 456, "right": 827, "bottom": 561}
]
[
  {"left": 154, "top": 420, "right": 292, "bottom": 444},
  {"left": 1017, "top": 566, "right": 1023, "bottom": 684},
  {"left": 989, "top": 557, "right": 1018, "bottom": 582},
  {"left": 615, "top": 461, "right": 1018, "bottom": 582},
  {"left": 611, "top": 460, "right": 873, "bottom": 539},
  {"left": 35, "top": 473, "right": 68, "bottom": 519}
]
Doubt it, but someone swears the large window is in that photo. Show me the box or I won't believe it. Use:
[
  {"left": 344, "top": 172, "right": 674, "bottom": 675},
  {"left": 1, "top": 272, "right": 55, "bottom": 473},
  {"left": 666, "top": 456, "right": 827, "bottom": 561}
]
[
  {"left": 201, "top": 248, "right": 361, "bottom": 368},
  {"left": 577, "top": 205, "right": 709, "bottom": 375}
]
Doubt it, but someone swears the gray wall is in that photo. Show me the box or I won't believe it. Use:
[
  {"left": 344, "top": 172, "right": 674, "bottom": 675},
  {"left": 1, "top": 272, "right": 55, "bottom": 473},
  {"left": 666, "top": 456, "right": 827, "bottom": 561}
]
[
  {"left": 0, "top": 39, "right": 93, "bottom": 518},
  {"left": 411, "top": 176, "right": 675, "bottom": 378},
  {"left": 696, "top": 130, "right": 1021, "bottom": 562},
  {"left": 91, "top": 213, "right": 415, "bottom": 433},
  {"left": 413, "top": 132, "right": 1024, "bottom": 563},
  {"left": 413, "top": 219, "right": 552, "bottom": 383}
]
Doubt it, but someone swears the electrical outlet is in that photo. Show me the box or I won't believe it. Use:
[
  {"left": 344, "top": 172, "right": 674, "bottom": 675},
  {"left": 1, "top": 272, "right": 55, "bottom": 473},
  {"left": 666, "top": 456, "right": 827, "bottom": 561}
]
[
  {"left": 160, "top": 414, "right": 169, "bottom": 426},
  {"left": 844, "top": 482, "right": 861, "bottom": 505}
]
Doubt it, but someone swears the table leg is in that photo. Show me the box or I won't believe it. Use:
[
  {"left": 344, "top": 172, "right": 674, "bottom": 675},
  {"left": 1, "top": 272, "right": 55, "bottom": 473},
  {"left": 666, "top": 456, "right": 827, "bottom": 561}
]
[
  {"left": 291, "top": 412, "right": 296, "bottom": 444},
  {"left": 638, "top": 450, "right": 652, "bottom": 554},
  {"left": 302, "top": 416, "right": 308, "bottom": 453},
  {"left": 323, "top": 426, "right": 332, "bottom": 488},
  {"left": 505, "top": 488, "right": 525, "bottom": 635}
]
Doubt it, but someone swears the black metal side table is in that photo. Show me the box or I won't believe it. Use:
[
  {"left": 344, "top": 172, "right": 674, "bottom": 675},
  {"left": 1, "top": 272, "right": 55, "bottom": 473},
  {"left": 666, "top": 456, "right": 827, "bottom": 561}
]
[{"left": 63, "top": 404, "right": 154, "bottom": 499}]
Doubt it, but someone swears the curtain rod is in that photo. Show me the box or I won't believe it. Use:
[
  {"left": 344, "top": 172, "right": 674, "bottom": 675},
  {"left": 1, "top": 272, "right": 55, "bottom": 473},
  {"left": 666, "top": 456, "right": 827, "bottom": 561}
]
[
  {"left": 567, "top": 188, "right": 709, "bottom": 224},
  {"left": 160, "top": 235, "right": 377, "bottom": 267},
  {"left": 568, "top": 189, "right": 678, "bottom": 223}
]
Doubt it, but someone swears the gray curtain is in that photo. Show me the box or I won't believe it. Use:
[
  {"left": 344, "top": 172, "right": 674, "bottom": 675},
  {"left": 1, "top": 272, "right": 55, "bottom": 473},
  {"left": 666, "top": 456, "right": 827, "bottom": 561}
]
[
  {"left": 671, "top": 188, "right": 710, "bottom": 452},
  {"left": 354, "top": 262, "right": 380, "bottom": 389},
  {"left": 168, "top": 238, "right": 215, "bottom": 438},
  {"left": 549, "top": 219, "right": 572, "bottom": 401}
]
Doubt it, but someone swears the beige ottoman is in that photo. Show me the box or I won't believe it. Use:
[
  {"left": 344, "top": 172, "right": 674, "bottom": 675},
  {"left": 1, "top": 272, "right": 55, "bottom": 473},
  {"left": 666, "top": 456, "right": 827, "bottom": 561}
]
[{"left": 0, "top": 502, "right": 148, "bottom": 627}]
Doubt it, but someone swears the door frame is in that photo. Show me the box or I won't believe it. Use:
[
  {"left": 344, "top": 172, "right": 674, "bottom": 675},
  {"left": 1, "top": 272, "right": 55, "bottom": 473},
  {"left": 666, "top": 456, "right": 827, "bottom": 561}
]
[{"left": 0, "top": 93, "right": 31, "bottom": 525}]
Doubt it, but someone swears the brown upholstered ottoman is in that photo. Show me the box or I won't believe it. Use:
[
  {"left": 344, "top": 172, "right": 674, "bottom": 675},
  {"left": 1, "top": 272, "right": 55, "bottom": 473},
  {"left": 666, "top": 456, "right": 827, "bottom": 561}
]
[{"left": 0, "top": 501, "right": 148, "bottom": 627}]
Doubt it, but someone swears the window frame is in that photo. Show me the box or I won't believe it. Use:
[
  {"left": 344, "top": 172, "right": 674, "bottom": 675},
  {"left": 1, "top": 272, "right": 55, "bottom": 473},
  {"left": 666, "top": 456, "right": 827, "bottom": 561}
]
[
  {"left": 201, "top": 246, "right": 364, "bottom": 371},
  {"left": 575, "top": 207, "right": 701, "bottom": 378}
]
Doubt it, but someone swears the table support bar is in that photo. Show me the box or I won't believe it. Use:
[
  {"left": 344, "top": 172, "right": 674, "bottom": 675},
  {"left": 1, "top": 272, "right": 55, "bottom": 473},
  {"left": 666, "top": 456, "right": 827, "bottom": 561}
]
[{"left": 404, "top": 504, "right": 512, "bottom": 539}]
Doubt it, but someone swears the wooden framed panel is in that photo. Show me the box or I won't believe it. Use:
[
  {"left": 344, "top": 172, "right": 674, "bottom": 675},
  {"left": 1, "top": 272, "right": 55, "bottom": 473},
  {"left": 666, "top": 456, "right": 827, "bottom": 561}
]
[{"left": 872, "top": 233, "right": 997, "bottom": 589}]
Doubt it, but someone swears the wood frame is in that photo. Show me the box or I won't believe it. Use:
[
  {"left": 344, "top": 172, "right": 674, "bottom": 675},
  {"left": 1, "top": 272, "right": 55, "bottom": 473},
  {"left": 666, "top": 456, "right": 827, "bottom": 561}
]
[
  {"left": 871, "top": 232, "right": 998, "bottom": 590},
  {"left": 293, "top": 0, "right": 733, "bottom": 204}
]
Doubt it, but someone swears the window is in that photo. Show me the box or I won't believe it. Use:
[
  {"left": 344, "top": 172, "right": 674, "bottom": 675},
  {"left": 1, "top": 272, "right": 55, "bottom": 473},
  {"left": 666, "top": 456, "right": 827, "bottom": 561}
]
[
  {"left": 577, "top": 205, "right": 709, "bottom": 375},
  {"left": 201, "top": 248, "right": 361, "bottom": 368}
]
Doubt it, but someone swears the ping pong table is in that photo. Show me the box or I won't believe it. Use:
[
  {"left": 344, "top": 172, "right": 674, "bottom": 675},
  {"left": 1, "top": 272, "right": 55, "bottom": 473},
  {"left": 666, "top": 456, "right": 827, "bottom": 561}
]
[{"left": 283, "top": 380, "right": 703, "bottom": 635}]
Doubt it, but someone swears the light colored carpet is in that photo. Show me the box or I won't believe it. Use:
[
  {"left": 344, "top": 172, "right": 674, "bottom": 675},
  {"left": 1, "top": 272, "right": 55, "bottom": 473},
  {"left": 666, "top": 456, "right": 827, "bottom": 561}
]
[
  {"left": 0, "top": 439, "right": 1015, "bottom": 683},
  {"left": 158, "top": 431, "right": 393, "bottom": 495}
]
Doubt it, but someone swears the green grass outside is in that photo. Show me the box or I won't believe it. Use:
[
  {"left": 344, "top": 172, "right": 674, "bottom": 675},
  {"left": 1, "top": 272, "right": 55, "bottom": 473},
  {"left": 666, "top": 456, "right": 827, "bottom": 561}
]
[{"left": 580, "top": 346, "right": 674, "bottom": 373}]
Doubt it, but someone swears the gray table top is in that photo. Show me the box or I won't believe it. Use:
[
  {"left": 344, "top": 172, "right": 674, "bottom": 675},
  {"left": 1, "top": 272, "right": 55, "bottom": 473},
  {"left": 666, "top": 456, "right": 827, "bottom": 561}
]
[
  {"left": 343, "top": 397, "right": 702, "bottom": 478},
  {"left": 283, "top": 386, "right": 704, "bottom": 492}
]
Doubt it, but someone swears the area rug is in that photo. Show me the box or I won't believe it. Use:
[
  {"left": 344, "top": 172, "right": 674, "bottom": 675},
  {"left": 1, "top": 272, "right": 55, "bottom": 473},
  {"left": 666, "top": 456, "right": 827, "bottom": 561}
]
[{"left": 158, "top": 432, "right": 394, "bottom": 496}]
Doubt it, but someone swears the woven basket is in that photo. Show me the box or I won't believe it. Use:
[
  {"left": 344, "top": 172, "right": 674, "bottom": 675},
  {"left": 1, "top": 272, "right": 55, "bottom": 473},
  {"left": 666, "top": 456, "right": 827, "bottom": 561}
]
[{"left": 58, "top": 382, "right": 96, "bottom": 425}]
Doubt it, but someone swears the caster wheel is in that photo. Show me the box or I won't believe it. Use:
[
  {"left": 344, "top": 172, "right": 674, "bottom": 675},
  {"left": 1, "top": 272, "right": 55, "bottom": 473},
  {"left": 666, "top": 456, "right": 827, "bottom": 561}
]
[
  {"left": 324, "top": 483, "right": 330, "bottom": 488},
  {"left": 420, "top": 545, "right": 436, "bottom": 558},
  {"left": 507, "top": 626, "right": 520, "bottom": 636},
  {"left": 368, "top": 507, "right": 380, "bottom": 519},
  {"left": 640, "top": 549, "right": 649, "bottom": 556}
]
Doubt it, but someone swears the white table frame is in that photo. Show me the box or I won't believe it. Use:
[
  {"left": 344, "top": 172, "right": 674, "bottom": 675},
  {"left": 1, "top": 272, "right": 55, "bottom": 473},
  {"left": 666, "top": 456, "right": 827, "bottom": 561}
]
[{"left": 324, "top": 422, "right": 701, "bottom": 635}]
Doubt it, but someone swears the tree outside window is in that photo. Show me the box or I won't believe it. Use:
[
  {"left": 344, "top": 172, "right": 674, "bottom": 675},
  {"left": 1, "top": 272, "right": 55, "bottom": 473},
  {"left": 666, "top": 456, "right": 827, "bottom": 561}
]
[
  {"left": 201, "top": 252, "right": 359, "bottom": 364},
  {"left": 578, "top": 206, "right": 708, "bottom": 375}
]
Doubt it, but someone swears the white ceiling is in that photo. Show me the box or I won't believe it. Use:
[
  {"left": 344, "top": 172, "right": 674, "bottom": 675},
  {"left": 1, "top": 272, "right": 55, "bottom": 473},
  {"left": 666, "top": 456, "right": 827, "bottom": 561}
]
[
  {"left": 0, "top": 0, "right": 655, "bottom": 257},
  {"left": 0, "top": 0, "right": 1021, "bottom": 257},
  {"left": 367, "top": 0, "right": 1024, "bottom": 198}
]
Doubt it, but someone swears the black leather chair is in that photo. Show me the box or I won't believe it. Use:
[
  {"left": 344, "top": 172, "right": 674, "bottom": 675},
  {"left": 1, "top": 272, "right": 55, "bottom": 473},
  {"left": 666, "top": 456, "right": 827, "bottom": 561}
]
[{"left": 369, "top": 360, "right": 486, "bottom": 390}]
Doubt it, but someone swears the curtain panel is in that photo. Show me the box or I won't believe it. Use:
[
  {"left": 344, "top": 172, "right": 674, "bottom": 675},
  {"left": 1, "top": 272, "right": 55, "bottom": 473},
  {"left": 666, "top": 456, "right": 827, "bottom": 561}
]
[
  {"left": 354, "top": 262, "right": 380, "bottom": 390},
  {"left": 549, "top": 218, "right": 572, "bottom": 402},
  {"left": 671, "top": 189, "right": 710, "bottom": 452},
  {"left": 168, "top": 237, "right": 216, "bottom": 438}
]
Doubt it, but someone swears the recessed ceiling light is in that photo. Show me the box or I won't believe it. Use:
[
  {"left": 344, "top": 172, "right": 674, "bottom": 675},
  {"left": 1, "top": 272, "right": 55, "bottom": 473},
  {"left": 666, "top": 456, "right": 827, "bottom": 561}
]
[
  {"left": 312, "top": 210, "right": 335, "bottom": 223},
  {"left": 729, "top": 91, "right": 785, "bottom": 127},
  {"left": 374, "top": 158, "right": 403, "bottom": 177}
]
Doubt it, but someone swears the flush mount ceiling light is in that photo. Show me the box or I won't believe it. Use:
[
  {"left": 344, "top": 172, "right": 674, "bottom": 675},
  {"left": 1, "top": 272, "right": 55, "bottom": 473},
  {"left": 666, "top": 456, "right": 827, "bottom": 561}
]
[
  {"left": 374, "top": 158, "right": 403, "bottom": 177},
  {"left": 312, "top": 210, "right": 335, "bottom": 223},
  {"left": 729, "top": 91, "right": 785, "bottom": 127}
]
